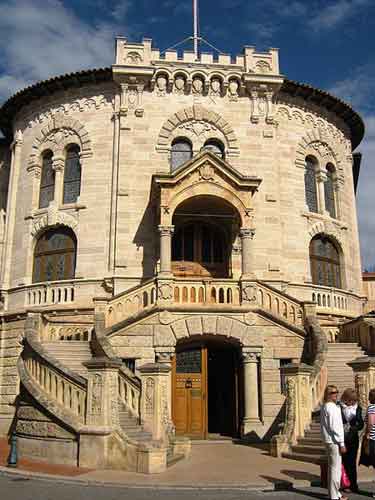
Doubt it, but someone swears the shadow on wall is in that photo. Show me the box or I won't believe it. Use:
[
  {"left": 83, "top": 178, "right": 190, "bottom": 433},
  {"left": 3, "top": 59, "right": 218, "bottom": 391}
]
[{"left": 133, "top": 194, "right": 158, "bottom": 279}]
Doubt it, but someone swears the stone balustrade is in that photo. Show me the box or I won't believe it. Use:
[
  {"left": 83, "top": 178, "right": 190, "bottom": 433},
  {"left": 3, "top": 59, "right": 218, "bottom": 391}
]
[
  {"left": 118, "top": 369, "right": 141, "bottom": 418},
  {"left": 24, "top": 354, "right": 87, "bottom": 422},
  {"left": 26, "top": 282, "right": 75, "bottom": 307},
  {"left": 173, "top": 279, "right": 241, "bottom": 306}
]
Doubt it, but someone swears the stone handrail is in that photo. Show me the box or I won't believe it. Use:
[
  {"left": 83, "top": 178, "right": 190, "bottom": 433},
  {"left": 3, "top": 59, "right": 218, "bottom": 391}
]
[
  {"left": 105, "top": 279, "right": 157, "bottom": 327},
  {"left": 20, "top": 321, "right": 88, "bottom": 425},
  {"left": 26, "top": 282, "right": 75, "bottom": 307},
  {"left": 248, "top": 281, "right": 303, "bottom": 327}
]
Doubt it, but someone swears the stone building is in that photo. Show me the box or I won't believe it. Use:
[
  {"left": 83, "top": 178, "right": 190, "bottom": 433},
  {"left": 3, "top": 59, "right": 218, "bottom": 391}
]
[{"left": 0, "top": 37, "right": 367, "bottom": 472}]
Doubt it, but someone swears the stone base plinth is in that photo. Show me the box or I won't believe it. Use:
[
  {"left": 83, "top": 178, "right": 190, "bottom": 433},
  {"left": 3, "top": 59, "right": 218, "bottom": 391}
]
[{"left": 137, "top": 446, "right": 168, "bottom": 474}]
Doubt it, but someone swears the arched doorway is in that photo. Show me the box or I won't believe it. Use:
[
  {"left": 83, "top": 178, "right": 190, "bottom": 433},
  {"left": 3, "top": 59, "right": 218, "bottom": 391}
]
[
  {"left": 171, "top": 195, "right": 240, "bottom": 278},
  {"left": 172, "top": 335, "right": 241, "bottom": 439}
]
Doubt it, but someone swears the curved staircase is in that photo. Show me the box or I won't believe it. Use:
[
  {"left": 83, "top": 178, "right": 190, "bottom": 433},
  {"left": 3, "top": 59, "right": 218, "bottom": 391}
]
[{"left": 283, "top": 342, "right": 365, "bottom": 464}]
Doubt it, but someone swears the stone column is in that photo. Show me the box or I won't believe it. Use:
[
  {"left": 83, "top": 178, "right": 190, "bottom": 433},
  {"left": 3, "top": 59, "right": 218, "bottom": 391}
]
[
  {"left": 2, "top": 130, "right": 23, "bottom": 288},
  {"left": 52, "top": 155, "right": 65, "bottom": 206},
  {"left": 240, "top": 228, "right": 255, "bottom": 279},
  {"left": 158, "top": 225, "right": 174, "bottom": 278},
  {"left": 241, "top": 350, "right": 261, "bottom": 436},
  {"left": 316, "top": 170, "right": 327, "bottom": 215},
  {"left": 139, "top": 362, "right": 171, "bottom": 442}
]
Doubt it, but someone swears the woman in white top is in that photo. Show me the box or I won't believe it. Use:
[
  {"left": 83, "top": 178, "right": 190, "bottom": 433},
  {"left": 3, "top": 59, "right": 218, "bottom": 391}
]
[{"left": 321, "top": 385, "right": 347, "bottom": 500}]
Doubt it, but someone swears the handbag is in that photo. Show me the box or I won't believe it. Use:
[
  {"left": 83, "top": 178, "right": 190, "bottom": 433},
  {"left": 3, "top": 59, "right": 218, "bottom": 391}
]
[
  {"left": 359, "top": 435, "right": 371, "bottom": 467},
  {"left": 341, "top": 463, "right": 350, "bottom": 489}
]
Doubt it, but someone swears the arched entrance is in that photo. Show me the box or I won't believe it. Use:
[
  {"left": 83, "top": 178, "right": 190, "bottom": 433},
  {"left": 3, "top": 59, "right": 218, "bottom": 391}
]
[
  {"left": 171, "top": 195, "right": 240, "bottom": 278},
  {"left": 172, "top": 335, "right": 242, "bottom": 439}
]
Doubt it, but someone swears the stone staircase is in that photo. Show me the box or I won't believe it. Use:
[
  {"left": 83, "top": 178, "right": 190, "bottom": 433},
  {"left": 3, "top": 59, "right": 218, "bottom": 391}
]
[
  {"left": 42, "top": 341, "right": 93, "bottom": 377},
  {"left": 118, "top": 403, "right": 152, "bottom": 442},
  {"left": 283, "top": 342, "right": 365, "bottom": 464}
]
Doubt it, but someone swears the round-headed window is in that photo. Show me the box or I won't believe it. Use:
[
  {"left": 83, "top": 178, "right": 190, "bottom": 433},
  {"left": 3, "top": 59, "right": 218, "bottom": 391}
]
[{"left": 310, "top": 236, "right": 341, "bottom": 288}]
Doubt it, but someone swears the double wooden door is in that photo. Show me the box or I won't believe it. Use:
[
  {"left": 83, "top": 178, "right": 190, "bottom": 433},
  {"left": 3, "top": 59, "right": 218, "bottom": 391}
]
[{"left": 172, "top": 346, "right": 208, "bottom": 438}]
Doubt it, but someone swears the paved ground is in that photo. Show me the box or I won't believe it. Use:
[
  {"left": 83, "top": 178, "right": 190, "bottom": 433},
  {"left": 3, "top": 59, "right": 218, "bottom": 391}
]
[
  {"left": 1, "top": 439, "right": 375, "bottom": 490},
  {"left": 1, "top": 474, "right": 375, "bottom": 500}
]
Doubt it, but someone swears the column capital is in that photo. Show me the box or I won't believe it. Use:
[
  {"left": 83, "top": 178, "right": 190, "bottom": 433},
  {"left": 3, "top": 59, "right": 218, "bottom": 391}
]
[
  {"left": 156, "top": 350, "right": 174, "bottom": 364},
  {"left": 158, "top": 225, "right": 174, "bottom": 236},
  {"left": 241, "top": 350, "right": 261, "bottom": 363},
  {"left": 52, "top": 156, "right": 65, "bottom": 172},
  {"left": 240, "top": 227, "right": 255, "bottom": 239},
  {"left": 316, "top": 170, "right": 327, "bottom": 183}
]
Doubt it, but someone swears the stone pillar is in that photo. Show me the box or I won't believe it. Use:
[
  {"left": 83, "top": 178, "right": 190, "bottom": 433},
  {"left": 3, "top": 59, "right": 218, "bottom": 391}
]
[
  {"left": 52, "top": 155, "right": 65, "bottom": 206},
  {"left": 241, "top": 350, "right": 261, "bottom": 437},
  {"left": 240, "top": 228, "right": 255, "bottom": 279},
  {"left": 155, "top": 350, "right": 174, "bottom": 425},
  {"left": 79, "top": 358, "right": 122, "bottom": 469},
  {"left": 2, "top": 130, "right": 23, "bottom": 288},
  {"left": 316, "top": 170, "right": 327, "bottom": 215},
  {"left": 139, "top": 362, "right": 171, "bottom": 442},
  {"left": 158, "top": 225, "right": 174, "bottom": 277},
  {"left": 348, "top": 356, "right": 375, "bottom": 409}
]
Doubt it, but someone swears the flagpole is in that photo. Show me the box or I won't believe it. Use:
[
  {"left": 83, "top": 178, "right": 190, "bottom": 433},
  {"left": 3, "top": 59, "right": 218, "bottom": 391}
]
[{"left": 193, "top": 0, "right": 198, "bottom": 60}]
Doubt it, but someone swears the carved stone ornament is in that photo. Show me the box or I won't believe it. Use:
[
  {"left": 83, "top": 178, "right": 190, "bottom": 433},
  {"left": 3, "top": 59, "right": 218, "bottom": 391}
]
[
  {"left": 242, "top": 285, "right": 257, "bottom": 303},
  {"left": 242, "top": 351, "right": 259, "bottom": 363},
  {"left": 178, "top": 120, "right": 214, "bottom": 137},
  {"left": 199, "top": 162, "right": 215, "bottom": 181},
  {"left": 158, "top": 283, "right": 173, "bottom": 300},
  {"left": 311, "top": 141, "right": 334, "bottom": 159},
  {"left": 192, "top": 77, "right": 204, "bottom": 95},
  {"left": 156, "top": 351, "right": 174, "bottom": 363},
  {"left": 228, "top": 80, "right": 239, "bottom": 101},
  {"left": 125, "top": 51, "right": 143, "bottom": 64},
  {"left": 16, "top": 420, "right": 72, "bottom": 439},
  {"left": 174, "top": 75, "right": 186, "bottom": 95},
  {"left": 91, "top": 373, "right": 103, "bottom": 415},
  {"left": 30, "top": 207, "right": 78, "bottom": 237},
  {"left": 156, "top": 75, "right": 168, "bottom": 97},
  {"left": 355, "top": 373, "right": 367, "bottom": 408},
  {"left": 101, "top": 278, "right": 114, "bottom": 294},
  {"left": 145, "top": 377, "right": 155, "bottom": 415},
  {"left": 159, "top": 310, "right": 175, "bottom": 325},
  {"left": 255, "top": 60, "right": 272, "bottom": 73},
  {"left": 244, "top": 312, "right": 257, "bottom": 326}
]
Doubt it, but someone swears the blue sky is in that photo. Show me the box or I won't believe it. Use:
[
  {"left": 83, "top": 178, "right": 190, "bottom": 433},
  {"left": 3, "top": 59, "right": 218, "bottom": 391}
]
[{"left": 0, "top": 0, "right": 374, "bottom": 269}]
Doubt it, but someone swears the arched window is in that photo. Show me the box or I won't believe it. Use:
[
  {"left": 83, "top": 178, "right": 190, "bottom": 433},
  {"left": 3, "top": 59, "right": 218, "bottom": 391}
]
[
  {"left": 170, "top": 138, "right": 192, "bottom": 171},
  {"left": 39, "top": 151, "right": 55, "bottom": 209},
  {"left": 33, "top": 227, "right": 77, "bottom": 283},
  {"left": 202, "top": 139, "right": 225, "bottom": 159},
  {"left": 310, "top": 236, "right": 341, "bottom": 289},
  {"left": 63, "top": 145, "right": 81, "bottom": 204},
  {"left": 324, "top": 163, "right": 336, "bottom": 218},
  {"left": 304, "top": 156, "right": 318, "bottom": 213}
]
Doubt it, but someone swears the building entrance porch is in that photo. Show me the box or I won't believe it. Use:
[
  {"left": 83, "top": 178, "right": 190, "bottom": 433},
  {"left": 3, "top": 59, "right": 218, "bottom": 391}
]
[{"left": 172, "top": 336, "right": 241, "bottom": 439}]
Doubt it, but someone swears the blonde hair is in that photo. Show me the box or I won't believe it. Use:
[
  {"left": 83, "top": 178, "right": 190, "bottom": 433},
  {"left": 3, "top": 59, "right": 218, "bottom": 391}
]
[
  {"left": 341, "top": 388, "right": 358, "bottom": 404},
  {"left": 324, "top": 385, "right": 338, "bottom": 403}
]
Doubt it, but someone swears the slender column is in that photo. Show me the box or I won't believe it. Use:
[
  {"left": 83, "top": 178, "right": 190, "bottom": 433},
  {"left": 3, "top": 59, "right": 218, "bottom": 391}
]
[
  {"left": 334, "top": 183, "right": 341, "bottom": 219},
  {"left": 52, "top": 155, "right": 65, "bottom": 206},
  {"left": 2, "top": 131, "right": 23, "bottom": 289},
  {"left": 316, "top": 170, "right": 327, "bottom": 215},
  {"left": 242, "top": 351, "right": 261, "bottom": 428},
  {"left": 240, "top": 228, "right": 255, "bottom": 279},
  {"left": 158, "top": 225, "right": 174, "bottom": 277},
  {"left": 108, "top": 110, "right": 120, "bottom": 272}
]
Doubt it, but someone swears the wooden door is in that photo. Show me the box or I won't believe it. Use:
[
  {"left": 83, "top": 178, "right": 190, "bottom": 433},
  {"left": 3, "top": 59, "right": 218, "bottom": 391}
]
[{"left": 172, "top": 346, "right": 207, "bottom": 438}]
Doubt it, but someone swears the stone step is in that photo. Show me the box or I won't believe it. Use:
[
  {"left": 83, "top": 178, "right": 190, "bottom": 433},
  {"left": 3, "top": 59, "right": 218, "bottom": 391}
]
[
  {"left": 298, "top": 437, "right": 323, "bottom": 446},
  {"left": 292, "top": 444, "right": 325, "bottom": 455},
  {"left": 167, "top": 453, "right": 185, "bottom": 468},
  {"left": 282, "top": 451, "right": 325, "bottom": 465}
]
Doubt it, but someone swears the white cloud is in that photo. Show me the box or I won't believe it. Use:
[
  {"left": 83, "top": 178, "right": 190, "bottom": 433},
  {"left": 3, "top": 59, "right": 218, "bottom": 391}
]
[
  {"left": 308, "top": 0, "right": 372, "bottom": 32},
  {"left": 0, "top": 0, "right": 133, "bottom": 103},
  {"left": 329, "top": 64, "right": 375, "bottom": 112}
]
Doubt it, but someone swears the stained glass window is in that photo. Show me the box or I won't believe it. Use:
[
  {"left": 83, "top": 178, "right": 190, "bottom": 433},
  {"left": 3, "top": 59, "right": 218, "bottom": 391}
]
[
  {"left": 63, "top": 145, "right": 81, "bottom": 204},
  {"left": 310, "top": 236, "right": 341, "bottom": 289},
  {"left": 324, "top": 164, "right": 336, "bottom": 218},
  {"left": 33, "top": 227, "right": 76, "bottom": 283},
  {"left": 202, "top": 139, "right": 225, "bottom": 159},
  {"left": 39, "top": 151, "right": 55, "bottom": 209},
  {"left": 170, "top": 139, "right": 192, "bottom": 171},
  {"left": 304, "top": 157, "right": 318, "bottom": 213}
]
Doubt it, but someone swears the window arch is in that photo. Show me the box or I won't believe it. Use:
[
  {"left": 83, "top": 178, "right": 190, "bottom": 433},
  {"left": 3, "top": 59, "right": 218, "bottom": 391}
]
[
  {"left": 324, "top": 163, "right": 336, "bottom": 218},
  {"left": 304, "top": 156, "right": 318, "bottom": 213},
  {"left": 309, "top": 235, "right": 341, "bottom": 289},
  {"left": 170, "top": 138, "right": 192, "bottom": 171},
  {"left": 33, "top": 227, "right": 77, "bottom": 283},
  {"left": 63, "top": 144, "right": 81, "bottom": 204},
  {"left": 39, "top": 150, "right": 55, "bottom": 209},
  {"left": 202, "top": 139, "right": 225, "bottom": 159}
]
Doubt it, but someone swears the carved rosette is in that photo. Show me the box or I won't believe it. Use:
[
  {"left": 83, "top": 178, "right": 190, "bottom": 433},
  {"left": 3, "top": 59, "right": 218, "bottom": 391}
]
[
  {"left": 158, "top": 283, "right": 173, "bottom": 301},
  {"left": 242, "top": 285, "right": 257, "bottom": 303}
]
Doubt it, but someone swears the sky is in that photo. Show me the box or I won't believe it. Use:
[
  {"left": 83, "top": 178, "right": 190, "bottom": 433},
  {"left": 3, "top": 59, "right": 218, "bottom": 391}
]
[{"left": 0, "top": 0, "right": 374, "bottom": 268}]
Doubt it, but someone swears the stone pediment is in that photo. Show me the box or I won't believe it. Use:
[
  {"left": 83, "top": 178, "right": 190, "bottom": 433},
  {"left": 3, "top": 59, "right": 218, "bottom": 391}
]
[{"left": 153, "top": 151, "right": 262, "bottom": 227}]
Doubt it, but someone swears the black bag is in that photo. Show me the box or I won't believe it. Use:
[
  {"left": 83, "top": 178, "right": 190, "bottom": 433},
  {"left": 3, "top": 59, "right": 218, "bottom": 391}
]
[{"left": 359, "top": 436, "right": 371, "bottom": 467}]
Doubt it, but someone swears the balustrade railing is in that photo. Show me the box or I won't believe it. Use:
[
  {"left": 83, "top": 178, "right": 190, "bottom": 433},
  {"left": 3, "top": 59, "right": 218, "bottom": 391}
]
[
  {"left": 26, "top": 283, "right": 75, "bottom": 307},
  {"left": 23, "top": 353, "right": 87, "bottom": 422},
  {"left": 118, "top": 369, "right": 141, "bottom": 419},
  {"left": 173, "top": 279, "right": 240, "bottom": 306},
  {"left": 253, "top": 282, "right": 303, "bottom": 327}
]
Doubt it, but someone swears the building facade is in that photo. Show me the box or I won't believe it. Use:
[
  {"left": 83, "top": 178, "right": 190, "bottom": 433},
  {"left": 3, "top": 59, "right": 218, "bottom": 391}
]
[{"left": 0, "top": 37, "right": 366, "bottom": 471}]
